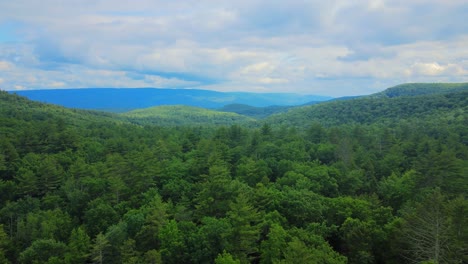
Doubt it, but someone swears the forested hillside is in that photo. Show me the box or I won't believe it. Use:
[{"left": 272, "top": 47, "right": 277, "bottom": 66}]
[
  {"left": 371, "top": 83, "right": 468, "bottom": 98},
  {"left": 267, "top": 89, "right": 468, "bottom": 127},
  {"left": 218, "top": 104, "right": 292, "bottom": 119},
  {"left": 0, "top": 88, "right": 467, "bottom": 264},
  {"left": 121, "top": 105, "right": 255, "bottom": 126}
]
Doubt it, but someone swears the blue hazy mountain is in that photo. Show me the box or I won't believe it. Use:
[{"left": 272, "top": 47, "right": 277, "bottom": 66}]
[{"left": 12, "top": 88, "right": 332, "bottom": 112}]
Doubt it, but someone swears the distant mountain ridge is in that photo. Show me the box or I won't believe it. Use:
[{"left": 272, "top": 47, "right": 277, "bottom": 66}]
[
  {"left": 1, "top": 82, "right": 467, "bottom": 127},
  {"left": 11, "top": 88, "right": 332, "bottom": 112}
]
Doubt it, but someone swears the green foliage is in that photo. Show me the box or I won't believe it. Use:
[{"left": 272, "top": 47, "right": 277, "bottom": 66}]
[
  {"left": 215, "top": 251, "right": 241, "bottom": 264},
  {"left": 219, "top": 104, "right": 292, "bottom": 119},
  {"left": 65, "top": 227, "right": 91, "bottom": 264},
  {"left": 159, "top": 220, "right": 184, "bottom": 264},
  {"left": 372, "top": 82, "right": 468, "bottom": 98},
  {"left": 226, "top": 195, "right": 261, "bottom": 262},
  {"left": 0, "top": 225, "right": 10, "bottom": 264},
  {"left": 401, "top": 190, "right": 467, "bottom": 264},
  {"left": 260, "top": 223, "right": 288, "bottom": 263},
  {"left": 19, "top": 239, "right": 67, "bottom": 264},
  {"left": 267, "top": 89, "right": 468, "bottom": 127},
  {"left": 121, "top": 105, "right": 255, "bottom": 126},
  {"left": 0, "top": 87, "right": 466, "bottom": 263},
  {"left": 16, "top": 209, "right": 72, "bottom": 248}
]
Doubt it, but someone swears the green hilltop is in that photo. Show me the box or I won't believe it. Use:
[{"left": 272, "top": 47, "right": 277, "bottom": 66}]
[
  {"left": 121, "top": 105, "right": 256, "bottom": 126},
  {"left": 0, "top": 91, "right": 123, "bottom": 136},
  {"left": 218, "top": 103, "right": 293, "bottom": 119},
  {"left": 371, "top": 82, "right": 468, "bottom": 98},
  {"left": 266, "top": 83, "right": 468, "bottom": 127}
]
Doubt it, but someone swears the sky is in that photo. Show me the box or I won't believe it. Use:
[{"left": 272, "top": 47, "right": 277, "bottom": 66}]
[{"left": 0, "top": 0, "right": 467, "bottom": 97}]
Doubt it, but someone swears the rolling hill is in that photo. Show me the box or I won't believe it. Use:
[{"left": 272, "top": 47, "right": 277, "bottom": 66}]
[
  {"left": 371, "top": 82, "right": 468, "bottom": 98},
  {"left": 265, "top": 84, "right": 468, "bottom": 127},
  {"left": 0, "top": 90, "right": 122, "bottom": 129},
  {"left": 121, "top": 105, "right": 256, "bottom": 126},
  {"left": 218, "top": 104, "right": 292, "bottom": 119},
  {"left": 4, "top": 82, "right": 467, "bottom": 128}
]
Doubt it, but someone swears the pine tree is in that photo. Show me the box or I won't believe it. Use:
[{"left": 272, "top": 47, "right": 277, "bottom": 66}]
[{"left": 91, "top": 233, "right": 109, "bottom": 264}]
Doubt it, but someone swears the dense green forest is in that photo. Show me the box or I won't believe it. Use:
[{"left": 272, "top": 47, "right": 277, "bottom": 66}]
[
  {"left": 371, "top": 83, "right": 468, "bottom": 98},
  {"left": 121, "top": 105, "right": 255, "bottom": 126},
  {"left": 267, "top": 89, "right": 467, "bottom": 127},
  {"left": 0, "top": 86, "right": 467, "bottom": 264},
  {"left": 218, "top": 104, "right": 293, "bottom": 119}
]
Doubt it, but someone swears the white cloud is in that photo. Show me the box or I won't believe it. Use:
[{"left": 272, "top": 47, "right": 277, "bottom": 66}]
[
  {"left": 257, "top": 77, "right": 289, "bottom": 84},
  {"left": 0, "top": 61, "right": 13, "bottom": 70},
  {"left": 240, "top": 62, "right": 275, "bottom": 74},
  {"left": 0, "top": 0, "right": 467, "bottom": 96},
  {"left": 49, "top": 81, "right": 66, "bottom": 88},
  {"left": 410, "top": 62, "right": 446, "bottom": 76},
  {"left": 407, "top": 62, "right": 467, "bottom": 77},
  {"left": 144, "top": 75, "right": 200, "bottom": 88}
]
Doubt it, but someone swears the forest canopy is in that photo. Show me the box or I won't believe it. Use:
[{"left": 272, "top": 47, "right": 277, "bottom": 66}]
[{"left": 0, "top": 87, "right": 467, "bottom": 264}]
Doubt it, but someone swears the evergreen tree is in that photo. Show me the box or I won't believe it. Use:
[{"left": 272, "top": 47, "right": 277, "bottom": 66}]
[
  {"left": 91, "top": 233, "right": 109, "bottom": 264},
  {"left": 66, "top": 227, "right": 91, "bottom": 264}
]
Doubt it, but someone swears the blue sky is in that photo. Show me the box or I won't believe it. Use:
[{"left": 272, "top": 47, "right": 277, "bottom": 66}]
[{"left": 0, "top": 0, "right": 467, "bottom": 96}]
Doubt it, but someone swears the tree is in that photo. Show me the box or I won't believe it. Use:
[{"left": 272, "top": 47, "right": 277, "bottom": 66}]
[
  {"left": 402, "top": 190, "right": 453, "bottom": 264},
  {"left": 0, "top": 225, "right": 10, "bottom": 264},
  {"left": 260, "top": 223, "right": 289, "bottom": 263},
  {"left": 120, "top": 239, "right": 140, "bottom": 264},
  {"left": 91, "top": 233, "right": 109, "bottom": 264},
  {"left": 306, "top": 122, "right": 327, "bottom": 144},
  {"left": 236, "top": 158, "right": 271, "bottom": 186},
  {"left": 134, "top": 191, "right": 167, "bottom": 252},
  {"left": 195, "top": 164, "right": 240, "bottom": 218},
  {"left": 159, "top": 220, "right": 185, "bottom": 264},
  {"left": 377, "top": 170, "right": 417, "bottom": 210},
  {"left": 279, "top": 237, "right": 346, "bottom": 264},
  {"left": 19, "top": 239, "right": 67, "bottom": 264},
  {"left": 0, "top": 137, "right": 19, "bottom": 180},
  {"left": 340, "top": 218, "right": 384, "bottom": 264},
  {"left": 84, "top": 199, "right": 119, "bottom": 237},
  {"left": 445, "top": 196, "right": 468, "bottom": 263},
  {"left": 226, "top": 195, "right": 261, "bottom": 263},
  {"left": 215, "top": 251, "right": 241, "bottom": 264},
  {"left": 104, "top": 222, "right": 129, "bottom": 263},
  {"left": 197, "top": 217, "right": 232, "bottom": 262},
  {"left": 143, "top": 249, "right": 161, "bottom": 264},
  {"left": 16, "top": 209, "right": 72, "bottom": 247},
  {"left": 36, "top": 156, "right": 64, "bottom": 195},
  {"left": 65, "top": 227, "right": 91, "bottom": 264},
  {"left": 15, "top": 168, "right": 39, "bottom": 197}
]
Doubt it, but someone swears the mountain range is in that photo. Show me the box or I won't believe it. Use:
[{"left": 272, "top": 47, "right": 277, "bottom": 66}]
[
  {"left": 4, "top": 83, "right": 467, "bottom": 127},
  {"left": 11, "top": 88, "right": 332, "bottom": 112}
]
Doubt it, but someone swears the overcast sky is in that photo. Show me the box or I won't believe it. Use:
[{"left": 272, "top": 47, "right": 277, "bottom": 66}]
[{"left": 0, "top": 0, "right": 467, "bottom": 96}]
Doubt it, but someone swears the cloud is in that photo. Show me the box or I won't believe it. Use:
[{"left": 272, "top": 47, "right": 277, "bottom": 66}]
[
  {"left": 407, "top": 62, "right": 467, "bottom": 77},
  {"left": 410, "top": 62, "right": 446, "bottom": 76},
  {"left": 0, "top": 0, "right": 467, "bottom": 96},
  {"left": 0, "top": 60, "right": 13, "bottom": 70},
  {"left": 257, "top": 77, "right": 289, "bottom": 84},
  {"left": 49, "top": 81, "right": 66, "bottom": 88}
]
